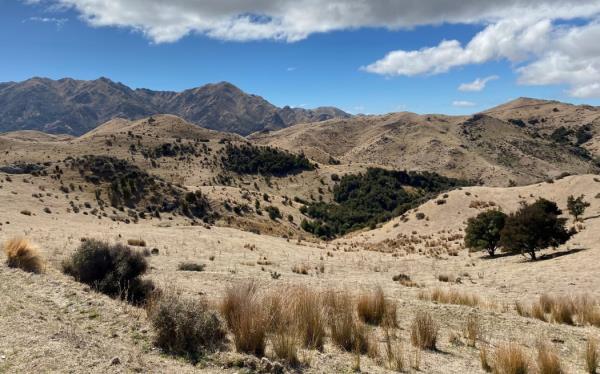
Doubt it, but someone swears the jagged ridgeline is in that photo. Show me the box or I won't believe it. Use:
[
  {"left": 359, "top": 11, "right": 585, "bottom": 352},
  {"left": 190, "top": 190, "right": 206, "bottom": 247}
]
[
  {"left": 62, "top": 155, "right": 214, "bottom": 221},
  {"left": 300, "top": 168, "right": 472, "bottom": 238},
  {"left": 220, "top": 143, "right": 315, "bottom": 176}
]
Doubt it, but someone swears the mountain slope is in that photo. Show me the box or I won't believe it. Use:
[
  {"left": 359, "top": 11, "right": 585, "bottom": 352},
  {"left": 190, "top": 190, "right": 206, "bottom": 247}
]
[
  {"left": 250, "top": 100, "right": 600, "bottom": 186},
  {"left": 0, "top": 77, "right": 350, "bottom": 136}
]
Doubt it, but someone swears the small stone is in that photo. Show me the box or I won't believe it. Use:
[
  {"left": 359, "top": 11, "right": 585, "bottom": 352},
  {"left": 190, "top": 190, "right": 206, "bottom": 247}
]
[{"left": 110, "top": 357, "right": 121, "bottom": 366}]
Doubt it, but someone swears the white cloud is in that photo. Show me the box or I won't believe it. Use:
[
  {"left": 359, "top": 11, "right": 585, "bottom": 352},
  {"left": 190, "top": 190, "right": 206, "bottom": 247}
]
[
  {"left": 452, "top": 100, "right": 476, "bottom": 107},
  {"left": 25, "top": 16, "right": 69, "bottom": 28},
  {"left": 26, "top": 1, "right": 600, "bottom": 43},
  {"left": 459, "top": 75, "right": 499, "bottom": 92},
  {"left": 286, "top": 67, "right": 296, "bottom": 72},
  {"left": 364, "top": 13, "right": 600, "bottom": 98}
]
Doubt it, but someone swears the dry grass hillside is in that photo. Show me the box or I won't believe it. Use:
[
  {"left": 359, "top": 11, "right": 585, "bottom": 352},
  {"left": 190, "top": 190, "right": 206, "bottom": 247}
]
[
  {"left": 1, "top": 100, "right": 600, "bottom": 373},
  {"left": 251, "top": 98, "right": 600, "bottom": 186}
]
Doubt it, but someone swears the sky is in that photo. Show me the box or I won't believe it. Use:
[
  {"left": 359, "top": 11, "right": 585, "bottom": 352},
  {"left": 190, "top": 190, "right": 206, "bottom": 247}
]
[{"left": 2, "top": 0, "right": 600, "bottom": 115}]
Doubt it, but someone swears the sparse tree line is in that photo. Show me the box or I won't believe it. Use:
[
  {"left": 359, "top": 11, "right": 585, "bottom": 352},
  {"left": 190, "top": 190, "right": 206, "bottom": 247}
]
[{"left": 465, "top": 195, "right": 589, "bottom": 260}]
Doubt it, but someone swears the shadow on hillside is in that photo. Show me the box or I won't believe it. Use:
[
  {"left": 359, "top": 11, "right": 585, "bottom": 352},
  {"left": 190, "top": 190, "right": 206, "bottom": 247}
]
[{"left": 537, "top": 247, "right": 587, "bottom": 261}]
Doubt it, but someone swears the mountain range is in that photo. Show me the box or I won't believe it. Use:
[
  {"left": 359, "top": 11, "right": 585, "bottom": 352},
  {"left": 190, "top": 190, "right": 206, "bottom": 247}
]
[{"left": 0, "top": 77, "right": 349, "bottom": 135}]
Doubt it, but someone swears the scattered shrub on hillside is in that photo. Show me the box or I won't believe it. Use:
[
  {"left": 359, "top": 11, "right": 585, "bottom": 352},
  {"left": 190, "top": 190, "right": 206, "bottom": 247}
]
[
  {"left": 178, "top": 262, "right": 206, "bottom": 272},
  {"left": 265, "top": 206, "right": 282, "bottom": 221},
  {"left": 567, "top": 195, "right": 590, "bottom": 221},
  {"left": 221, "top": 144, "right": 314, "bottom": 176},
  {"left": 146, "top": 290, "right": 225, "bottom": 363},
  {"left": 464, "top": 210, "right": 507, "bottom": 257},
  {"left": 3, "top": 238, "right": 44, "bottom": 274},
  {"left": 499, "top": 199, "right": 572, "bottom": 260},
  {"left": 410, "top": 311, "right": 438, "bottom": 350},
  {"left": 127, "top": 238, "right": 146, "bottom": 247},
  {"left": 62, "top": 239, "right": 154, "bottom": 304},
  {"left": 301, "top": 168, "right": 470, "bottom": 238}
]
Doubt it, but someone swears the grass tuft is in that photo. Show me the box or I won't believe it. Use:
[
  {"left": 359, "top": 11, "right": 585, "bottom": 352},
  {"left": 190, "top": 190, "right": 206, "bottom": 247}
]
[{"left": 3, "top": 238, "right": 44, "bottom": 274}]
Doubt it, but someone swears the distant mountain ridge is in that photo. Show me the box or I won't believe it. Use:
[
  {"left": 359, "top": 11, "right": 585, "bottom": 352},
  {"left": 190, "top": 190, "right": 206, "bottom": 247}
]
[{"left": 0, "top": 77, "right": 350, "bottom": 135}]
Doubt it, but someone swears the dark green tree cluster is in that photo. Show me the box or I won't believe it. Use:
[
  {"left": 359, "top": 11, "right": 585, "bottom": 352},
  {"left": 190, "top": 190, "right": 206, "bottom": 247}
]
[
  {"left": 144, "top": 142, "right": 198, "bottom": 159},
  {"left": 300, "top": 168, "right": 470, "bottom": 239},
  {"left": 465, "top": 198, "right": 574, "bottom": 260},
  {"left": 221, "top": 144, "right": 314, "bottom": 176},
  {"left": 567, "top": 194, "right": 590, "bottom": 221}
]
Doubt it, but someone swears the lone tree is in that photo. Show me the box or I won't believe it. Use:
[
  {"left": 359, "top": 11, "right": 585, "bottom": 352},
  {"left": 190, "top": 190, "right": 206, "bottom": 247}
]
[
  {"left": 464, "top": 210, "right": 507, "bottom": 257},
  {"left": 499, "top": 198, "right": 572, "bottom": 260},
  {"left": 567, "top": 194, "right": 590, "bottom": 221}
]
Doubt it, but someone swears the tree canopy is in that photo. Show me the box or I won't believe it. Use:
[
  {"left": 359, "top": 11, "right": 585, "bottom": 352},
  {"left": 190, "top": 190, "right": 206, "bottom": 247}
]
[{"left": 464, "top": 210, "right": 507, "bottom": 257}]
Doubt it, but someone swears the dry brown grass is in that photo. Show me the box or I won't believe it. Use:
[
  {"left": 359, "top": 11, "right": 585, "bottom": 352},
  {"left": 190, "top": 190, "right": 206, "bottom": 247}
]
[
  {"left": 493, "top": 343, "right": 530, "bottom": 374},
  {"left": 465, "top": 315, "right": 480, "bottom": 347},
  {"left": 587, "top": 338, "right": 599, "bottom": 374},
  {"left": 292, "top": 287, "right": 326, "bottom": 350},
  {"left": 127, "top": 238, "right": 146, "bottom": 247},
  {"left": 384, "top": 329, "right": 405, "bottom": 372},
  {"left": 271, "top": 328, "right": 299, "bottom": 366},
  {"left": 420, "top": 287, "right": 482, "bottom": 308},
  {"left": 3, "top": 238, "right": 44, "bottom": 274},
  {"left": 410, "top": 311, "right": 438, "bottom": 350},
  {"left": 536, "top": 342, "right": 563, "bottom": 374},
  {"left": 480, "top": 346, "right": 493, "bottom": 372},
  {"left": 516, "top": 294, "right": 600, "bottom": 327},
  {"left": 220, "top": 281, "right": 268, "bottom": 356},
  {"left": 324, "top": 290, "right": 372, "bottom": 354},
  {"left": 356, "top": 287, "right": 397, "bottom": 327}
]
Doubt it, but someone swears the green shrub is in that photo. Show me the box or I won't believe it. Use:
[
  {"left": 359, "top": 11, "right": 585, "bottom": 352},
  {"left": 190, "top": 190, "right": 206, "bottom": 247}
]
[
  {"left": 500, "top": 199, "right": 572, "bottom": 260},
  {"left": 221, "top": 144, "right": 314, "bottom": 176},
  {"left": 464, "top": 210, "right": 507, "bottom": 256},
  {"left": 301, "top": 168, "right": 470, "bottom": 238},
  {"left": 62, "top": 239, "right": 154, "bottom": 304},
  {"left": 147, "top": 290, "right": 225, "bottom": 363}
]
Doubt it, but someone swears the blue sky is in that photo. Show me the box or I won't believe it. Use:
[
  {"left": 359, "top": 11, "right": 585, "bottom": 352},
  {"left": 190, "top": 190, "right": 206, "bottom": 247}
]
[{"left": 2, "top": 0, "right": 600, "bottom": 115}]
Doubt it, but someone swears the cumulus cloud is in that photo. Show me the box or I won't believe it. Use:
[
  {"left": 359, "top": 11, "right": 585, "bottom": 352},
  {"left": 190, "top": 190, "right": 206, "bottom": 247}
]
[
  {"left": 364, "top": 10, "right": 600, "bottom": 98},
  {"left": 458, "top": 76, "right": 499, "bottom": 92},
  {"left": 27, "top": 0, "right": 600, "bottom": 43},
  {"left": 452, "top": 100, "right": 476, "bottom": 107}
]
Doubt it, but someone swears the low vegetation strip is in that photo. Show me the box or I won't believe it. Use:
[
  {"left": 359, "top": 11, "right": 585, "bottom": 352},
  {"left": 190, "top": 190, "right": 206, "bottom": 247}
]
[{"left": 300, "top": 167, "right": 471, "bottom": 238}]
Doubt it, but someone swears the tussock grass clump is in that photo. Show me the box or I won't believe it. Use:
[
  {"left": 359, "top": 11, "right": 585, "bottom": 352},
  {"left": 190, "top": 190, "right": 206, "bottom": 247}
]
[
  {"left": 536, "top": 342, "right": 563, "bottom": 374},
  {"left": 127, "top": 238, "right": 146, "bottom": 247},
  {"left": 357, "top": 287, "right": 397, "bottom": 327},
  {"left": 420, "top": 287, "right": 482, "bottom": 307},
  {"left": 587, "top": 338, "right": 599, "bottom": 374},
  {"left": 62, "top": 239, "right": 154, "bottom": 305},
  {"left": 325, "top": 290, "right": 372, "bottom": 354},
  {"left": 480, "top": 346, "right": 492, "bottom": 372},
  {"left": 292, "top": 287, "right": 326, "bottom": 350},
  {"left": 493, "top": 343, "right": 530, "bottom": 374},
  {"left": 517, "top": 294, "right": 600, "bottom": 326},
  {"left": 146, "top": 290, "right": 225, "bottom": 363},
  {"left": 465, "top": 315, "right": 480, "bottom": 347},
  {"left": 220, "top": 281, "right": 268, "bottom": 356},
  {"left": 3, "top": 238, "right": 44, "bottom": 274},
  {"left": 410, "top": 311, "right": 438, "bottom": 350},
  {"left": 178, "top": 262, "right": 206, "bottom": 272}
]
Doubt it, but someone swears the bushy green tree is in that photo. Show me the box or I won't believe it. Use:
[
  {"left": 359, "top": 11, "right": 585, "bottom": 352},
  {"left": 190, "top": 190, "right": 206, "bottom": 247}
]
[
  {"left": 499, "top": 199, "right": 572, "bottom": 260},
  {"left": 567, "top": 194, "right": 590, "bottom": 221},
  {"left": 464, "top": 210, "right": 507, "bottom": 257}
]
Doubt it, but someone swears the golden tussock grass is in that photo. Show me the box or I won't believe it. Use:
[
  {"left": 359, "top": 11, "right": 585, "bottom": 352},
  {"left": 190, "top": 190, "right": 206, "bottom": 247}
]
[
  {"left": 480, "top": 346, "right": 493, "bottom": 372},
  {"left": 516, "top": 294, "right": 600, "bottom": 327},
  {"left": 127, "top": 238, "right": 146, "bottom": 247},
  {"left": 419, "top": 287, "right": 482, "bottom": 308},
  {"left": 3, "top": 238, "right": 44, "bottom": 274},
  {"left": 324, "top": 290, "right": 372, "bottom": 354},
  {"left": 493, "top": 342, "right": 530, "bottom": 374},
  {"left": 410, "top": 311, "right": 438, "bottom": 350},
  {"left": 220, "top": 281, "right": 268, "bottom": 356},
  {"left": 586, "top": 338, "right": 599, "bottom": 374},
  {"left": 465, "top": 314, "right": 480, "bottom": 347},
  {"left": 356, "top": 286, "right": 398, "bottom": 328},
  {"left": 536, "top": 341, "right": 563, "bottom": 374}
]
